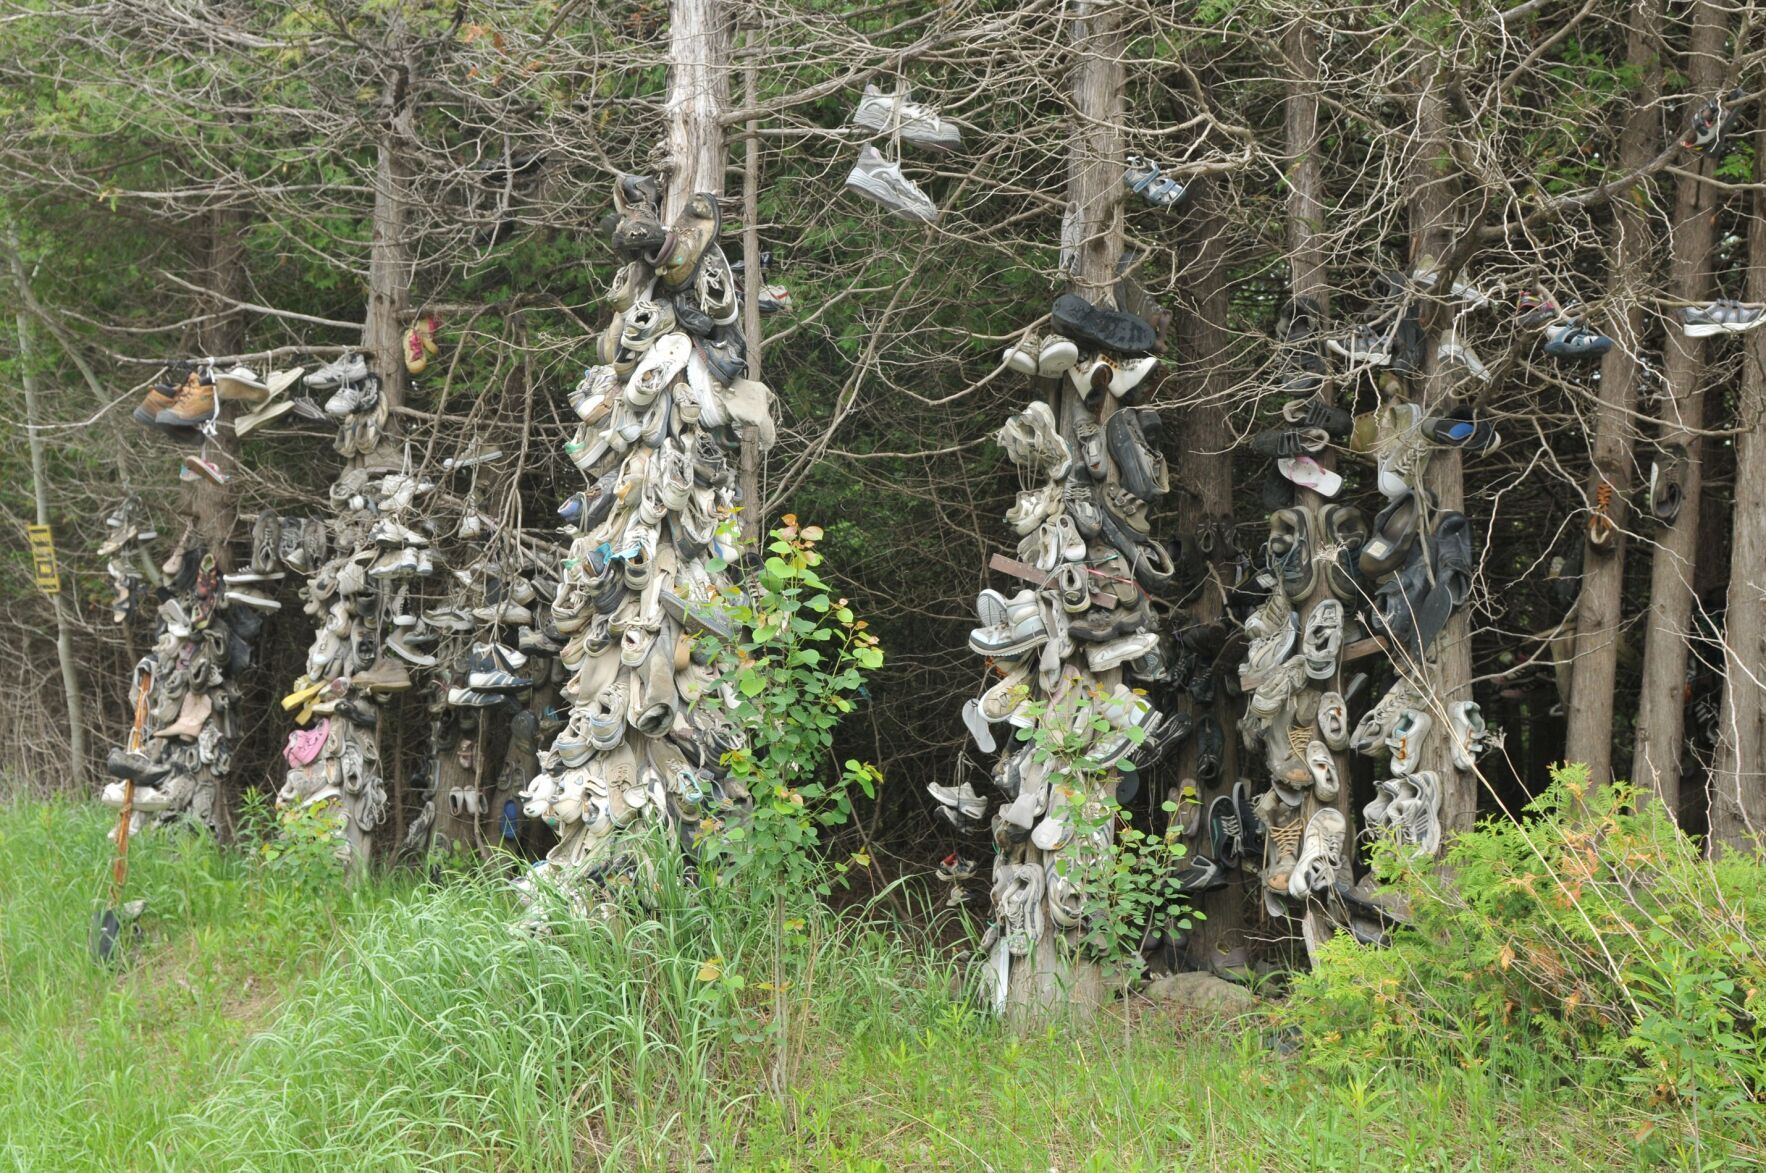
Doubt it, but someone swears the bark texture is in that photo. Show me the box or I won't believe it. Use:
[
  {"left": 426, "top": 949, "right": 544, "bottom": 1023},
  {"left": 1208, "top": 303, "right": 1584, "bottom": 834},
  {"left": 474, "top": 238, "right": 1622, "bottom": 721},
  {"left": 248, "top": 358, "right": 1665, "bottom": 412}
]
[
  {"left": 1631, "top": 0, "right": 1727, "bottom": 811},
  {"left": 1563, "top": 17, "right": 1660, "bottom": 785},
  {"left": 1710, "top": 124, "right": 1766, "bottom": 853}
]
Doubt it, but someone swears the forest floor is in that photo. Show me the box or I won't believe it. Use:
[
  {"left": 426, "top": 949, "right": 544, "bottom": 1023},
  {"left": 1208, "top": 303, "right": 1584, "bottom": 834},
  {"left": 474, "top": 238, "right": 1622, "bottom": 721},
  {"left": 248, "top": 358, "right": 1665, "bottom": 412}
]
[{"left": 0, "top": 798, "right": 1666, "bottom": 1171}]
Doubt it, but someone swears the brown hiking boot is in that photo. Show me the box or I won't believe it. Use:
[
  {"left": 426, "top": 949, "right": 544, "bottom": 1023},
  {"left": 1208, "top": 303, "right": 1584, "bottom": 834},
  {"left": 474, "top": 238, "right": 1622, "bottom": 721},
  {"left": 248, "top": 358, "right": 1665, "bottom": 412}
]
[
  {"left": 132, "top": 386, "right": 178, "bottom": 428},
  {"left": 351, "top": 656, "right": 412, "bottom": 694},
  {"left": 156, "top": 370, "right": 217, "bottom": 427}
]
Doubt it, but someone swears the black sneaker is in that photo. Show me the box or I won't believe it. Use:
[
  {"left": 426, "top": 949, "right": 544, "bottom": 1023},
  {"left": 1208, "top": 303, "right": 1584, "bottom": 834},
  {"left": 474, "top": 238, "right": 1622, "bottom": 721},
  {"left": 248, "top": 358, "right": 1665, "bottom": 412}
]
[{"left": 1050, "top": 292, "right": 1155, "bottom": 354}]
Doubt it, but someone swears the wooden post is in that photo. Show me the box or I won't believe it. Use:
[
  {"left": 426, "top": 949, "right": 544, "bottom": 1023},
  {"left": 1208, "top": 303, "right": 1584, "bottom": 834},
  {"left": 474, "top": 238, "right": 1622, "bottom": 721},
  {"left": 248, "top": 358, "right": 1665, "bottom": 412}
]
[{"left": 738, "top": 24, "right": 764, "bottom": 545}]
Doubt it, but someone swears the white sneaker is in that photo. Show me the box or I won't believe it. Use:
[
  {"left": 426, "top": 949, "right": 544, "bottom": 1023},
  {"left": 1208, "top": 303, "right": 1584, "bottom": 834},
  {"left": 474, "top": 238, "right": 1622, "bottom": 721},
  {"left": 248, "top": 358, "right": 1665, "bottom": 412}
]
[
  {"left": 844, "top": 144, "right": 939, "bottom": 222},
  {"left": 1286, "top": 807, "right": 1345, "bottom": 898},
  {"left": 1316, "top": 690, "right": 1351, "bottom": 751},
  {"left": 1036, "top": 334, "right": 1080, "bottom": 376},
  {"left": 1447, "top": 700, "right": 1497, "bottom": 771},
  {"left": 1386, "top": 708, "right": 1432, "bottom": 775},
  {"left": 1002, "top": 333, "right": 1041, "bottom": 377},
  {"left": 851, "top": 84, "right": 962, "bottom": 150},
  {"left": 1302, "top": 598, "right": 1344, "bottom": 679},
  {"left": 304, "top": 352, "right": 368, "bottom": 389},
  {"left": 1304, "top": 740, "right": 1340, "bottom": 801}
]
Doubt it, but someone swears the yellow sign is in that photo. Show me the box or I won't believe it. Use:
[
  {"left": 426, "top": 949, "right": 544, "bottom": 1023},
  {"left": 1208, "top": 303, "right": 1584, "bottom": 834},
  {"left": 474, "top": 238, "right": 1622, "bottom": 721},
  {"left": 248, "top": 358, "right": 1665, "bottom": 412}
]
[{"left": 27, "top": 524, "right": 59, "bottom": 595}]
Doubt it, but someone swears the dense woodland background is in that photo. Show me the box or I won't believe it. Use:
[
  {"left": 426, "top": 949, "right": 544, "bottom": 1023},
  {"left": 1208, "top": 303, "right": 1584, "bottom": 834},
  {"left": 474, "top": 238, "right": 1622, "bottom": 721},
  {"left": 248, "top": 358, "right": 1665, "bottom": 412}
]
[{"left": 3, "top": 0, "right": 1765, "bottom": 911}]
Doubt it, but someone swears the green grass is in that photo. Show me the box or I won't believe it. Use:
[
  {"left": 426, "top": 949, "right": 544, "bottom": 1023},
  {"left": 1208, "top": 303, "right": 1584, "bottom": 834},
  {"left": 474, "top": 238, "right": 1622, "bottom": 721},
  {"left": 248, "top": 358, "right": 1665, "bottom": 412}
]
[{"left": 0, "top": 799, "right": 1667, "bottom": 1170}]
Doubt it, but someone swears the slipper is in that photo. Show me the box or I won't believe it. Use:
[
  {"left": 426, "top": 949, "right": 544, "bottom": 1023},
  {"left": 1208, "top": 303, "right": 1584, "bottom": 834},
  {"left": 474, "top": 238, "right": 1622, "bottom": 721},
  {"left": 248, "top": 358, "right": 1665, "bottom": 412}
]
[{"left": 1421, "top": 406, "right": 1501, "bottom": 454}]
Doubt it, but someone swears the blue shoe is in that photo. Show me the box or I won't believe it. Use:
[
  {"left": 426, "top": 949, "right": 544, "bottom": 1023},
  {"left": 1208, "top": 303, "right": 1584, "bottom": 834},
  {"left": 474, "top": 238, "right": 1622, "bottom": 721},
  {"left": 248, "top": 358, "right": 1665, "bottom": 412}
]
[{"left": 1542, "top": 322, "right": 1613, "bottom": 360}]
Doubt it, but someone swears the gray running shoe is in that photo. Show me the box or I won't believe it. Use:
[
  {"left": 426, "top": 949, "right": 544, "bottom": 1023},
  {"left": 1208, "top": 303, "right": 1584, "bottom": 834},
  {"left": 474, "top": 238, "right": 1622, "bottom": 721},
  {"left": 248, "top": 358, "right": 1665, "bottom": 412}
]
[
  {"left": 1680, "top": 298, "right": 1766, "bottom": 338},
  {"left": 851, "top": 84, "right": 961, "bottom": 150},
  {"left": 845, "top": 145, "right": 939, "bottom": 222}
]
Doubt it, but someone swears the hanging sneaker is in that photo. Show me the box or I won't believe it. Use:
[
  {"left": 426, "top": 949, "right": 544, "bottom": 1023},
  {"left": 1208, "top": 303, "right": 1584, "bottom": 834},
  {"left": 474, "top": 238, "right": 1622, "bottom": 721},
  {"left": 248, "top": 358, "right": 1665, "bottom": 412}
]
[
  {"left": 851, "top": 84, "right": 962, "bottom": 150},
  {"left": 303, "top": 352, "right": 368, "bottom": 390},
  {"left": 1326, "top": 322, "right": 1394, "bottom": 366},
  {"left": 404, "top": 315, "right": 442, "bottom": 375},
  {"left": 1542, "top": 322, "right": 1613, "bottom": 360},
  {"left": 1680, "top": 87, "right": 1745, "bottom": 157},
  {"left": 844, "top": 144, "right": 939, "bottom": 222},
  {"left": 1123, "top": 155, "right": 1188, "bottom": 209},
  {"left": 1680, "top": 299, "right": 1766, "bottom": 337}
]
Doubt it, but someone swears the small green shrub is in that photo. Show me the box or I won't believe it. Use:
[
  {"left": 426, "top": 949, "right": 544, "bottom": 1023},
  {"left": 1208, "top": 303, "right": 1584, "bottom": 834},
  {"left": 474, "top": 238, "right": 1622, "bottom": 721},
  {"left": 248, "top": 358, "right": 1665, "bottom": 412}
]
[
  {"left": 1281, "top": 763, "right": 1766, "bottom": 1158},
  {"left": 703, "top": 516, "right": 884, "bottom": 895}
]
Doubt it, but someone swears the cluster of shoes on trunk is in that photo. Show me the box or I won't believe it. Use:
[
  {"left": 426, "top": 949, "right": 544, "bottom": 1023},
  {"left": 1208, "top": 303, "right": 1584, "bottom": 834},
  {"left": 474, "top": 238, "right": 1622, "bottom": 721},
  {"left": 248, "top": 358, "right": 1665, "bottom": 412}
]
[
  {"left": 101, "top": 535, "right": 256, "bottom": 837},
  {"left": 303, "top": 354, "right": 391, "bottom": 458},
  {"left": 842, "top": 85, "right": 958, "bottom": 223},
  {"left": 932, "top": 283, "right": 1209, "bottom": 992},
  {"left": 513, "top": 174, "right": 775, "bottom": 917},
  {"left": 132, "top": 362, "right": 307, "bottom": 483},
  {"left": 399, "top": 543, "right": 571, "bottom": 859},
  {"left": 276, "top": 468, "right": 447, "bottom": 834},
  {"left": 1230, "top": 287, "right": 1510, "bottom": 931}
]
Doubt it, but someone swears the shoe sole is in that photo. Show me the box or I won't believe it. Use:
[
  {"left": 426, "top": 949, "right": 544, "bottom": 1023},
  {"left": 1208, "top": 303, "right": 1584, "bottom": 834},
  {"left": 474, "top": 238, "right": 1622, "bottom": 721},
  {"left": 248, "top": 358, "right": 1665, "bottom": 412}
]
[{"left": 1683, "top": 321, "right": 1766, "bottom": 337}]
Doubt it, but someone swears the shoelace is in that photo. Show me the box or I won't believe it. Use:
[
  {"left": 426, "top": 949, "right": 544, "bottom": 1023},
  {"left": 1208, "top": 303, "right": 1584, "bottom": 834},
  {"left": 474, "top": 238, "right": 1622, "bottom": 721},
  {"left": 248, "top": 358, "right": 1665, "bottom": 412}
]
[{"left": 1269, "top": 818, "right": 1304, "bottom": 862}]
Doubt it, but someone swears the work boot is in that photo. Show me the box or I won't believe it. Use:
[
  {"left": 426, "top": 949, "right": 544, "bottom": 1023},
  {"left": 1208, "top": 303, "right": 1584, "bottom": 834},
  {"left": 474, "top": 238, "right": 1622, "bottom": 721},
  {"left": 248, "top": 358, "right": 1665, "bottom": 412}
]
[{"left": 155, "top": 370, "right": 218, "bottom": 427}]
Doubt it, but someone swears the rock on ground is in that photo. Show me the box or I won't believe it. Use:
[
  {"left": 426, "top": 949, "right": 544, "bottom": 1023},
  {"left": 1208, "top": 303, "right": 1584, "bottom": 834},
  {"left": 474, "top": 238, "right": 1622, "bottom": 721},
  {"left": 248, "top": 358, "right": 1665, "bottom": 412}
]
[{"left": 1142, "top": 971, "right": 1257, "bottom": 1015}]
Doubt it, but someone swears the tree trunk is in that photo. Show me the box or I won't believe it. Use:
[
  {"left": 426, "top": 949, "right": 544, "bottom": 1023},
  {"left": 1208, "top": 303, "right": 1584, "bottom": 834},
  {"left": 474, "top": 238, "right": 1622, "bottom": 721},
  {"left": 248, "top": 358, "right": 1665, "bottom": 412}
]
[
  {"left": 1409, "top": 60, "right": 1476, "bottom": 835},
  {"left": 1710, "top": 124, "right": 1766, "bottom": 853},
  {"left": 12, "top": 289, "right": 86, "bottom": 781},
  {"left": 1283, "top": 16, "right": 1356, "bottom": 953},
  {"left": 1177, "top": 197, "right": 1249, "bottom": 968},
  {"left": 663, "top": 0, "right": 730, "bottom": 216},
  {"left": 1563, "top": 15, "right": 1659, "bottom": 784},
  {"left": 1007, "top": 0, "right": 1123, "bottom": 1023},
  {"left": 362, "top": 100, "right": 413, "bottom": 448},
  {"left": 347, "top": 46, "right": 416, "bottom": 871},
  {"left": 192, "top": 206, "right": 247, "bottom": 570},
  {"left": 1630, "top": 0, "right": 1727, "bottom": 812}
]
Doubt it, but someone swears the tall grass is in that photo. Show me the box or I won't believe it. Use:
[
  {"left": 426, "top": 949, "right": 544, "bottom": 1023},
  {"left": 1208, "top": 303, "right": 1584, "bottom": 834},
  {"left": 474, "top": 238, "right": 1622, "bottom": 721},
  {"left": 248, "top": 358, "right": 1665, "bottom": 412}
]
[
  {"left": 1, "top": 799, "right": 1660, "bottom": 1170},
  {"left": 170, "top": 834, "right": 965, "bottom": 1169},
  {"left": 0, "top": 799, "right": 393, "bottom": 1170}
]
